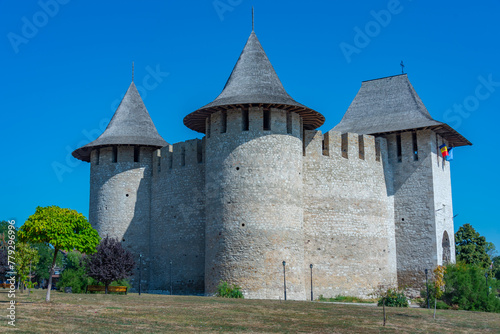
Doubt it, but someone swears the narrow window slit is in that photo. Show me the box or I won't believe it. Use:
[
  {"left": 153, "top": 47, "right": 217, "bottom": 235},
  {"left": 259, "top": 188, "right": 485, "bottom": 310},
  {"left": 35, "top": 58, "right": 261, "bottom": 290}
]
[
  {"left": 358, "top": 135, "right": 365, "bottom": 160},
  {"left": 341, "top": 133, "right": 348, "bottom": 159},
  {"left": 396, "top": 134, "right": 402, "bottom": 163},
  {"left": 286, "top": 112, "right": 292, "bottom": 134},
  {"left": 206, "top": 116, "right": 211, "bottom": 138},
  {"left": 412, "top": 131, "right": 418, "bottom": 161},
  {"left": 221, "top": 111, "right": 227, "bottom": 133},
  {"left": 134, "top": 146, "right": 140, "bottom": 162},
  {"left": 263, "top": 110, "right": 271, "bottom": 131},
  {"left": 322, "top": 132, "right": 330, "bottom": 156},
  {"left": 242, "top": 109, "right": 249, "bottom": 131},
  {"left": 375, "top": 139, "right": 381, "bottom": 162},
  {"left": 112, "top": 146, "right": 118, "bottom": 163}
]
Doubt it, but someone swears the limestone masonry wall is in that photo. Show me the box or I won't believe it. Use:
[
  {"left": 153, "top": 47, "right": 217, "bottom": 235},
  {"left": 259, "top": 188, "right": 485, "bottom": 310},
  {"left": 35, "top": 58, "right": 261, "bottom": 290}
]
[
  {"left": 149, "top": 139, "right": 206, "bottom": 295},
  {"left": 303, "top": 130, "right": 397, "bottom": 298}
]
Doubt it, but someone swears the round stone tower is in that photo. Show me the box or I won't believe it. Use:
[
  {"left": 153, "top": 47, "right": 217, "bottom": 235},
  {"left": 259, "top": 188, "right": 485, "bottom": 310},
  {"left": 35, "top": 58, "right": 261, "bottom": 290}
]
[
  {"left": 184, "top": 29, "right": 324, "bottom": 300},
  {"left": 73, "top": 81, "right": 167, "bottom": 289}
]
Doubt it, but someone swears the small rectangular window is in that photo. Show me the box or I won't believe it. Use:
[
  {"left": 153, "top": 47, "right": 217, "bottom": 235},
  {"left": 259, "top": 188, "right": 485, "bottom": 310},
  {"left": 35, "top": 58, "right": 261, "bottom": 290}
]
[
  {"left": 134, "top": 146, "right": 140, "bottom": 162},
  {"left": 286, "top": 112, "right": 292, "bottom": 134},
  {"left": 206, "top": 115, "right": 211, "bottom": 138},
  {"left": 221, "top": 111, "right": 227, "bottom": 133},
  {"left": 95, "top": 149, "right": 100, "bottom": 165},
  {"left": 263, "top": 110, "right": 271, "bottom": 131},
  {"left": 242, "top": 109, "right": 249, "bottom": 131},
  {"left": 181, "top": 146, "right": 186, "bottom": 166},
  {"left": 396, "top": 134, "right": 402, "bottom": 163},
  {"left": 412, "top": 132, "right": 418, "bottom": 161},
  {"left": 112, "top": 146, "right": 118, "bottom": 163}
]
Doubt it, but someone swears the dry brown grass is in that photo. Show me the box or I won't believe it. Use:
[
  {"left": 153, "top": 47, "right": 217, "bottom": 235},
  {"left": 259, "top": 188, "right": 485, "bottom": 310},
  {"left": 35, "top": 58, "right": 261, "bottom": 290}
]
[{"left": 0, "top": 289, "right": 499, "bottom": 333}]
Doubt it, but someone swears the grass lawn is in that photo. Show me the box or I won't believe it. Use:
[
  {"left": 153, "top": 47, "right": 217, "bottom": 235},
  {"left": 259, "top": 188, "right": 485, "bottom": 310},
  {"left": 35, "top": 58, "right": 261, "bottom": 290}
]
[{"left": 0, "top": 289, "right": 499, "bottom": 333}]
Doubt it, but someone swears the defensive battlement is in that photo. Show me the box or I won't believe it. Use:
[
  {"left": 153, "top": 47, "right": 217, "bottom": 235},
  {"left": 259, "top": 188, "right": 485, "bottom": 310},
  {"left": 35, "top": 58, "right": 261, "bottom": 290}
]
[
  {"left": 303, "top": 130, "right": 386, "bottom": 162},
  {"left": 153, "top": 139, "right": 204, "bottom": 176},
  {"left": 90, "top": 145, "right": 155, "bottom": 166},
  {"left": 205, "top": 107, "right": 302, "bottom": 139}
]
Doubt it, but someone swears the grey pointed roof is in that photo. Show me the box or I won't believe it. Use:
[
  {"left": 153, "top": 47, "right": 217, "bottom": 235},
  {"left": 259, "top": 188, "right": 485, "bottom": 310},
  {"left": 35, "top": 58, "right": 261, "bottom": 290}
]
[
  {"left": 333, "top": 74, "right": 471, "bottom": 147},
  {"left": 73, "top": 82, "right": 168, "bottom": 162},
  {"left": 184, "top": 31, "right": 324, "bottom": 133}
]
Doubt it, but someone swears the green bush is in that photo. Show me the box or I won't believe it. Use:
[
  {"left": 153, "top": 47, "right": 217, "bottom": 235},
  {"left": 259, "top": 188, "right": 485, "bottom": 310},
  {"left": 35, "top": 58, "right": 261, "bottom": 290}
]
[
  {"left": 57, "top": 251, "right": 89, "bottom": 293},
  {"left": 441, "top": 262, "right": 500, "bottom": 312},
  {"left": 216, "top": 281, "right": 244, "bottom": 298},
  {"left": 377, "top": 288, "right": 408, "bottom": 307},
  {"left": 57, "top": 267, "right": 89, "bottom": 293},
  {"left": 436, "top": 300, "right": 450, "bottom": 309}
]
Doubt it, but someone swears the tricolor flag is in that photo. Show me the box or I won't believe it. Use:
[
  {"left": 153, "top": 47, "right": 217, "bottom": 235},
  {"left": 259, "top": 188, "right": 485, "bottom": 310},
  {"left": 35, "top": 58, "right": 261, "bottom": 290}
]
[
  {"left": 446, "top": 147, "right": 454, "bottom": 161},
  {"left": 439, "top": 144, "right": 449, "bottom": 158}
]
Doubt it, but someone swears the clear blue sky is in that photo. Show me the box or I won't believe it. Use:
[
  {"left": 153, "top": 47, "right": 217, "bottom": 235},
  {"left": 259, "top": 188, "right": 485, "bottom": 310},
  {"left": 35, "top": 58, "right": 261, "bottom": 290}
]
[{"left": 1, "top": 1, "right": 499, "bottom": 251}]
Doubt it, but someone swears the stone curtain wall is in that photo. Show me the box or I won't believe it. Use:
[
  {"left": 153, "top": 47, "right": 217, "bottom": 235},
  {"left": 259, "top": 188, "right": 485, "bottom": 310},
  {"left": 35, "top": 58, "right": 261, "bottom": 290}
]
[
  {"left": 149, "top": 139, "right": 206, "bottom": 295},
  {"left": 204, "top": 107, "right": 306, "bottom": 300},
  {"left": 303, "top": 130, "right": 397, "bottom": 299},
  {"left": 89, "top": 146, "right": 154, "bottom": 291}
]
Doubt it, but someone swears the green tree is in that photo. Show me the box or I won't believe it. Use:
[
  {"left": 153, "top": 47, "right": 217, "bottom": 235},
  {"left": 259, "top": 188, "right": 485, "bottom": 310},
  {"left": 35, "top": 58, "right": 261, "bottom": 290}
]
[
  {"left": 18, "top": 206, "right": 100, "bottom": 302},
  {"left": 15, "top": 242, "right": 40, "bottom": 292},
  {"left": 442, "top": 262, "right": 500, "bottom": 312},
  {"left": 455, "top": 224, "right": 491, "bottom": 268},
  {"left": 31, "top": 243, "right": 64, "bottom": 284}
]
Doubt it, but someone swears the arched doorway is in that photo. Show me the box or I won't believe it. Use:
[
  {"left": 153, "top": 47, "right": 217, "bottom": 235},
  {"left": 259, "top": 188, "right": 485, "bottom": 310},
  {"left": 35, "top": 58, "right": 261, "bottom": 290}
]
[{"left": 442, "top": 231, "right": 451, "bottom": 264}]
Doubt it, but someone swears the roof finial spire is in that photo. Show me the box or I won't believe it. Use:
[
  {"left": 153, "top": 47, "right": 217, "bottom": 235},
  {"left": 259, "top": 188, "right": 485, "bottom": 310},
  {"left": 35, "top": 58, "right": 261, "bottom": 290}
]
[
  {"left": 400, "top": 60, "right": 405, "bottom": 74},
  {"left": 132, "top": 61, "right": 135, "bottom": 82},
  {"left": 252, "top": 7, "right": 254, "bottom": 31}
]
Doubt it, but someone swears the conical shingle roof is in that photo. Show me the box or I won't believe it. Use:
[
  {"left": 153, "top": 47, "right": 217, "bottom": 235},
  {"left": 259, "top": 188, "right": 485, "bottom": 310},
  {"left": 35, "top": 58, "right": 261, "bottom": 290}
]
[
  {"left": 73, "top": 82, "right": 168, "bottom": 162},
  {"left": 333, "top": 74, "right": 471, "bottom": 147},
  {"left": 184, "top": 31, "right": 324, "bottom": 133}
]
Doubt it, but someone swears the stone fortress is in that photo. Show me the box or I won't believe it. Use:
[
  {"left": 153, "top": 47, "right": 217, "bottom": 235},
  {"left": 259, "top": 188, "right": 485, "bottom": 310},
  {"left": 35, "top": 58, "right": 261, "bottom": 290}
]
[{"left": 72, "top": 25, "right": 471, "bottom": 300}]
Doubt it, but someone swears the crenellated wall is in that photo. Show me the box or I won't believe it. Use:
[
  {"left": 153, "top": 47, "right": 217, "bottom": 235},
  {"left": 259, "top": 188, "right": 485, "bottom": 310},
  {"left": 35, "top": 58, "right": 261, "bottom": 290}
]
[
  {"left": 89, "top": 145, "right": 154, "bottom": 290},
  {"left": 302, "top": 130, "right": 397, "bottom": 298},
  {"left": 87, "top": 115, "right": 456, "bottom": 299},
  {"left": 149, "top": 138, "right": 206, "bottom": 295}
]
